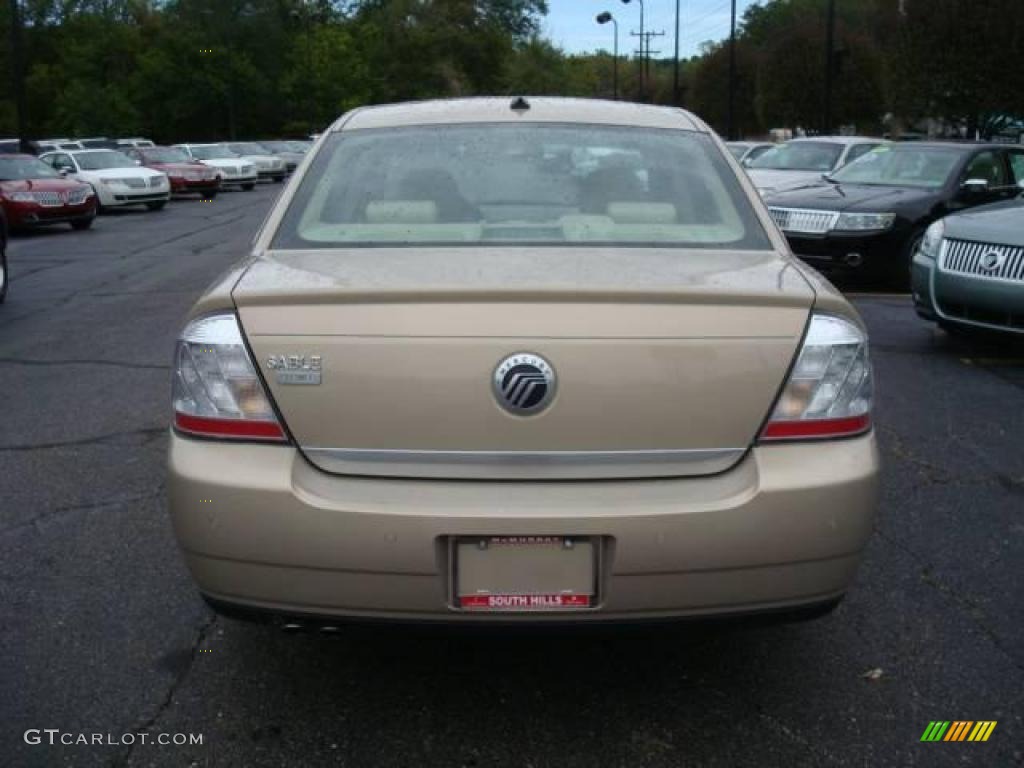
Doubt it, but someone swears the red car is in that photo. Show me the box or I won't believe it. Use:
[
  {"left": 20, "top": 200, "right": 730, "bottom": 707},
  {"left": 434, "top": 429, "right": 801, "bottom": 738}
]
[
  {"left": 0, "top": 154, "right": 97, "bottom": 231},
  {"left": 125, "top": 146, "right": 221, "bottom": 199}
]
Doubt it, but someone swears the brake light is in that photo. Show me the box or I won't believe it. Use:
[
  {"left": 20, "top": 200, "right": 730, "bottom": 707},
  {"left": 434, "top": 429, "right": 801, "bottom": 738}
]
[
  {"left": 760, "top": 314, "right": 872, "bottom": 442},
  {"left": 172, "top": 313, "right": 286, "bottom": 442}
]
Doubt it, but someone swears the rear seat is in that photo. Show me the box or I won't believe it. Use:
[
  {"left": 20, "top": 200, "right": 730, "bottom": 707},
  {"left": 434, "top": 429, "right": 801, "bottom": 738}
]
[
  {"left": 606, "top": 202, "right": 678, "bottom": 224},
  {"left": 365, "top": 200, "right": 439, "bottom": 224}
]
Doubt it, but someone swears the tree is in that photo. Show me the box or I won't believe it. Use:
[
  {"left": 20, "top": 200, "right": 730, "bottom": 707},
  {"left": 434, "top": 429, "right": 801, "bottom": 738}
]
[{"left": 891, "top": 0, "right": 1024, "bottom": 137}]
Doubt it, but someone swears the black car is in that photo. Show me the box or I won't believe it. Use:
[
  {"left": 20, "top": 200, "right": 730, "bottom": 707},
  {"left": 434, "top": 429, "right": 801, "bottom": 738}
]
[{"left": 766, "top": 142, "right": 1024, "bottom": 286}]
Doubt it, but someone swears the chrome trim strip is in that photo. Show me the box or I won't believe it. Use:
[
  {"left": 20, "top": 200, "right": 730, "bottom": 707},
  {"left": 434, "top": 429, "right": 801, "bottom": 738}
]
[{"left": 302, "top": 446, "right": 747, "bottom": 480}]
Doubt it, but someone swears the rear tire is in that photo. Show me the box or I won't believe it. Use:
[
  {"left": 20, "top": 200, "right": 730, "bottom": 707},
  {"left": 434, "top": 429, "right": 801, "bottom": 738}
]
[
  {"left": 200, "top": 191, "right": 218, "bottom": 201},
  {"left": 242, "top": 182, "right": 256, "bottom": 191},
  {"left": 70, "top": 217, "right": 94, "bottom": 231},
  {"left": 146, "top": 201, "right": 167, "bottom": 211}
]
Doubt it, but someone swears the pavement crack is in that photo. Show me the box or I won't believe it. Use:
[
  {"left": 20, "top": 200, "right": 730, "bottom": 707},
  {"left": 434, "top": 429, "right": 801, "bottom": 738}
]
[
  {"left": 0, "top": 489, "right": 165, "bottom": 537},
  {"left": 0, "top": 426, "right": 166, "bottom": 453},
  {"left": 2, "top": 212, "right": 248, "bottom": 328},
  {"left": 877, "top": 425, "right": 957, "bottom": 484},
  {"left": 116, "top": 612, "right": 217, "bottom": 768},
  {"left": 0, "top": 357, "right": 169, "bottom": 371},
  {"left": 873, "top": 527, "right": 1024, "bottom": 674}
]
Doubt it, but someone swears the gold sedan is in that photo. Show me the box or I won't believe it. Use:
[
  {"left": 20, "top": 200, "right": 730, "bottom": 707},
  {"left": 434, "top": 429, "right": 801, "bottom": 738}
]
[{"left": 168, "top": 98, "right": 878, "bottom": 625}]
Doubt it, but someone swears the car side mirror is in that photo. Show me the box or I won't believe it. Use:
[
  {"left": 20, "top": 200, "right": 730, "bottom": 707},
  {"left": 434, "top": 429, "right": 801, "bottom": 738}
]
[
  {"left": 961, "top": 178, "right": 990, "bottom": 196},
  {"left": 58, "top": 168, "right": 69, "bottom": 177}
]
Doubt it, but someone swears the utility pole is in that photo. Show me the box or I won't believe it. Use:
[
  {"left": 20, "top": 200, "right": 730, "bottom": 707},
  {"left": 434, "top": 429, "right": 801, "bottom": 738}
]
[
  {"left": 823, "top": 0, "right": 836, "bottom": 134},
  {"left": 8, "top": 0, "right": 27, "bottom": 141},
  {"left": 673, "top": 0, "right": 681, "bottom": 106},
  {"left": 642, "top": 30, "right": 664, "bottom": 92},
  {"left": 630, "top": 29, "right": 663, "bottom": 96},
  {"left": 727, "top": 0, "right": 737, "bottom": 139}
]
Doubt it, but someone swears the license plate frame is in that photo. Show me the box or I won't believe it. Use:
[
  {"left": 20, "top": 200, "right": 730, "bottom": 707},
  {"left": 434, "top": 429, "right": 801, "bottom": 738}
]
[{"left": 449, "top": 535, "right": 600, "bottom": 613}]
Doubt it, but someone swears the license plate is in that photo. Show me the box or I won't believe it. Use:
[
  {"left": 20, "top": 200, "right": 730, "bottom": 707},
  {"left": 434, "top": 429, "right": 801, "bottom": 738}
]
[{"left": 452, "top": 536, "right": 597, "bottom": 612}]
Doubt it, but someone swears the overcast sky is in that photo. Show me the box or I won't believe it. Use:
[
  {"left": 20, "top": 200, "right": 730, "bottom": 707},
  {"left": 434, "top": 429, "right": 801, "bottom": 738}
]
[{"left": 542, "top": 0, "right": 762, "bottom": 57}]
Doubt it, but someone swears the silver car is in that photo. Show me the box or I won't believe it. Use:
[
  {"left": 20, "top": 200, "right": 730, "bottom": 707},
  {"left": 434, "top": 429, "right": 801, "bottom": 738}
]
[
  {"left": 913, "top": 193, "right": 1024, "bottom": 334},
  {"left": 748, "top": 136, "right": 886, "bottom": 198}
]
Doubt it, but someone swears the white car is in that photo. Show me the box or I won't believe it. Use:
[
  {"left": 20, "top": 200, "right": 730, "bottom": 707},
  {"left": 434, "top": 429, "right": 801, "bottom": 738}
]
[
  {"left": 223, "top": 142, "right": 287, "bottom": 182},
  {"left": 39, "top": 149, "right": 170, "bottom": 210},
  {"left": 173, "top": 144, "right": 258, "bottom": 190},
  {"left": 746, "top": 136, "right": 886, "bottom": 198}
]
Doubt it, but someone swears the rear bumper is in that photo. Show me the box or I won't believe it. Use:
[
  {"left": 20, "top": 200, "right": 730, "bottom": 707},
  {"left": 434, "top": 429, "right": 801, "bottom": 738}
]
[
  {"left": 786, "top": 228, "right": 909, "bottom": 278},
  {"left": 168, "top": 431, "right": 879, "bottom": 623}
]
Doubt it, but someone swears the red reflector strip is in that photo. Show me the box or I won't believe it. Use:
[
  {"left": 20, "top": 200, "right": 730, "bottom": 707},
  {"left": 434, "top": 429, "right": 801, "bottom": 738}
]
[
  {"left": 174, "top": 412, "right": 286, "bottom": 441},
  {"left": 760, "top": 413, "right": 871, "bottom": 441},
  {"left": 460, "top": 594, "right": 591, "bottom": 610}
]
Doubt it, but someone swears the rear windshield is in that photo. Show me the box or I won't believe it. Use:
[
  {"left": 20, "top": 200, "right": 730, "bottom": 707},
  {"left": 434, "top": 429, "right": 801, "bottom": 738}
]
[{"left": 272, "top": 124, "right": 771, "bottom": 249}]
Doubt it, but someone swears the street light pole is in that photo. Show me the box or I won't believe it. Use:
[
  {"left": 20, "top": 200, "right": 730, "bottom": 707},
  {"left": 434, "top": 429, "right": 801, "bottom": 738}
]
[{"left": 596, "top": 12, "right": 619, "bottom": 100}]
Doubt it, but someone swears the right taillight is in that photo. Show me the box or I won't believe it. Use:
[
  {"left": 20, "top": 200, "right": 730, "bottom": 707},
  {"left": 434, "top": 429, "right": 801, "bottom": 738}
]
[
  {"left": 172, "top": 313, "right": 287, "bottom": 442},
  {"left": 760, "top": 313, "right": 872, "bottom": 442}
]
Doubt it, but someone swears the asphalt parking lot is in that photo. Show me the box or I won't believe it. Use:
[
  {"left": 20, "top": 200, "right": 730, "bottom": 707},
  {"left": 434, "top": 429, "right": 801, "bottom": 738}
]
[{"left": 2, "top": 185, "right": 1022, "bottom": 768}]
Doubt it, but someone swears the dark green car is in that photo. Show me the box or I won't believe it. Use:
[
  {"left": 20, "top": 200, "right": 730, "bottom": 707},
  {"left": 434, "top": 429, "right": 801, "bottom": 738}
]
[{"left": 912, "top": 193, "right": 1024, "bottom": 334}]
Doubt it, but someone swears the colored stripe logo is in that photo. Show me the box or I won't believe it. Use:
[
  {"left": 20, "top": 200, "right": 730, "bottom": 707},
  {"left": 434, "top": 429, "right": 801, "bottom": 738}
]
[{"left": 920, "top": 721, "right": 997, "bottom": 742}]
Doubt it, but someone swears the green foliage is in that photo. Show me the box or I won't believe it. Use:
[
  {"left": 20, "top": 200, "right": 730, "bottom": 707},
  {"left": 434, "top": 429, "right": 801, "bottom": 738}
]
[{"left": 0, "top": 0, "right": 1019, "bottom": 141}]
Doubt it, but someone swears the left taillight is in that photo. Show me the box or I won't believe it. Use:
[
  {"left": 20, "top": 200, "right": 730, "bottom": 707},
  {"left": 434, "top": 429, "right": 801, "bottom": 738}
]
[
  {"left": 759, "top": 313, "right": 873, "bottom": 442},
  {"left": 172, "top": 312, "right": 287, "bottom": 442}
]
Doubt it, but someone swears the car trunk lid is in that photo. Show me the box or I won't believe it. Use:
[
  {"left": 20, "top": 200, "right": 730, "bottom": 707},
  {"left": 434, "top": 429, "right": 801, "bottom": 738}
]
[{"left": 234, "top": 248, "right": 814, "bottom": 479}]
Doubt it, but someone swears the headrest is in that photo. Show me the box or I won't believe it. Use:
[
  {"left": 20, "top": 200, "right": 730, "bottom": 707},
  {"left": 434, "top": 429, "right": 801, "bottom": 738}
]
[
  {"left": 607, "top": 202, "right": 678, "bottom": 224},
  {"left": 365, "top": 200, "right": 439, "bottom": 224}
]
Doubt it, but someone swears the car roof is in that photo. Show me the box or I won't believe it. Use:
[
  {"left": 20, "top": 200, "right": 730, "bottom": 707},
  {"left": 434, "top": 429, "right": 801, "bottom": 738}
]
[
  {"left": 883, "top": 141, "right": 1005, "bottom": 152},
  {"left": 335, "top": 97, "right": 703, "bottom": 133},
  {"left": 788, "top": 136, "right": 883, "bottom": 145}
]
